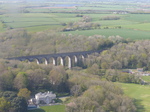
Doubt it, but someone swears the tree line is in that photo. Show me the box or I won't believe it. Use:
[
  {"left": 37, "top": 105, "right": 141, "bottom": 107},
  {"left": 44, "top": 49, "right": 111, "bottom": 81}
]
[
  {"left": 85, "top": 40, "right": 150, "bottom": 70},
  {"left": 0, "top": 29, "right": 114, "bottom": 58}
]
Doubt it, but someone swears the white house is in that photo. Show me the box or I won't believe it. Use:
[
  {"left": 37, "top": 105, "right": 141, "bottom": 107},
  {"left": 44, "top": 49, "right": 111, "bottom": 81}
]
[{"left": 35, "top": 91, "right": 56, "bottom": 104}]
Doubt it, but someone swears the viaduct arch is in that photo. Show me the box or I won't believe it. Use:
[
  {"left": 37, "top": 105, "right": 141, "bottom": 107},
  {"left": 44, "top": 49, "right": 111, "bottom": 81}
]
[{"left": 7, "top": 50, "right": 103, "bottom": 69}]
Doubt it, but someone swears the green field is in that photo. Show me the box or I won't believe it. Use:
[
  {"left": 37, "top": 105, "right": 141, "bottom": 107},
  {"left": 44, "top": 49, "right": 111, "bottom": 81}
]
[
  {"left": 64, "top": 28, "right": 150, "bottom": 40},
  {"left": 1, "top": 13, "right": 67, "bottom": 28},
  {"left": 1, "top": 13, "right": 80, "bottom": 32},
  {"left": 28, "top": 105, "right": 65, "bottom": 112},
  {"left": 142, "top": 76, "right": 150, "bottom": 82},
  {"left": 118, "top": 83, "right": 150, "bottom": 112},
  {"left": 0, "top": 2, "right": 150, "bottom": 39}
]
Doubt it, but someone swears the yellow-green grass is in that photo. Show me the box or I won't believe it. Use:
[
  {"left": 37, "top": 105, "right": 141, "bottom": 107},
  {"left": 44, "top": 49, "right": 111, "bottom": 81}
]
[
  {"left": 78, "top": 4, "right": 128, "bottom": 10},
  {"left": 28, "top": 105, "right": 65, "bottom": 112},
  {"left": 87, "top": 14, "right": 127, "bottom": 22},
  {"left": 124, "top": 14, "right": 150, "bottom": 23},
  {"left": 98, "top": 20, "right": 136, "bottom": 26},
  {"left": 123, "top": 23, "right": 150, "bottom": 31},
  {"left": 1, "top": 13, "right": 80, "bottom": 31},
  {"left": 63, "top": 28, "right": 150, "bottom": 40},
  {"left": 142, "top": 76, "right": 150, "bottom": 82},
  {"left": 75, "top": 13, "right": 150, "bottom": 31},
  {"left": 0, "top": 22, "right": 4, "bottom": 32},
  {"left": 28, "top": 8, "right": 50, "bottom": 13},
  {"left": 26, "top": 25, "right": 64, "bottom": 32},
  {"left": 59, "top": 96, "right": 70, "bottom": 102},
  {"left": 118, "top": 83, "right": 150, "bottom": 112}
]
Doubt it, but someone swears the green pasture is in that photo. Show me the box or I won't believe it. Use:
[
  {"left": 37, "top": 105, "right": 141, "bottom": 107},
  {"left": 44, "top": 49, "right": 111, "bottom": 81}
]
[
  {"left": 1, "top": 13, "right": 80, "bottom": 32},
  {"left": 86, "top": 14, "right": 124, "bottom": 22},
  {"left": 98, "top": 20, "right": 136, "bottom": 26},
  {"left": 26, "top": 25, "right": 61, "bottom": 32},
  {"left": 63, "top": 28, "right": 150, "bottom": 40},
  {"left": 124, "top": 14, "right": 150, "bottom": 23},
  {"left": 28, "top": 8, "right": 50, "bottom": 13},
  {"left": 85, "top": 14, "right": 150, "bottom": 31},
  {"left": 142, "top": 76, "right": 150, "bottom": 82},
  {"left": 0, "top": 22, "right": 4, "bottom": 32},
  {"left": 0, "top": 2, "right": 150, "bottom": 39},
  {"left": 78, "top": 5, "right": 127, "bottom": 10},
  {"left": 28, "top": 105, "right": 65, "bottom": 112},
  {"left": 123, "top": 23, "right": 150, "bottom": 31},
  {"left": 87, "top": 2, "right": 141, "bottom": 11},
  {"left": 118, "top": 83, "right": 150, "bottom": 112},
  {"left": 28, "top": 8, "right": 74, "bottom": 13},
  {"left": 88, "top": 14, "right": 149, "bottom": 27},
  {"left": 80, "top": 2, "right": 137, "bottom": 11}
]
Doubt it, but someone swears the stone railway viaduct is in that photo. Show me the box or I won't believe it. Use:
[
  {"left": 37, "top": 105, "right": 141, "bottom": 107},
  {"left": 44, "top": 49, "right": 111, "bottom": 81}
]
[{"left": 7, "top": 50, "right": 103, "bottom": 69}]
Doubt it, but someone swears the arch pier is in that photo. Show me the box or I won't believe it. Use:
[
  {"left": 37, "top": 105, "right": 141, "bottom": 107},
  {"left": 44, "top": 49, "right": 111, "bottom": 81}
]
[{"left": 7, "top": 50, "right": 103, "bottom": 69}]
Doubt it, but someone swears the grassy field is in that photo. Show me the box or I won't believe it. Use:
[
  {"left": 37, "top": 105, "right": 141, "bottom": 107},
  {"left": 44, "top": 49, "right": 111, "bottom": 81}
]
[
  {"left": 0, "top": 13, "right": 80, "bottom": 32},
  {"left": 124, "top": 14, "right": 150, "bottom": 23},
  {"left": 123, "top": 23, "right": 150, "bottom": 31},
  {"left": 0, "top": 2, "right": 150, "bottom": 39},
  {"left": 28, "top": 105, "right": 65, "bottom": 112},
  {"left": 118, "top": 83, "right": 150, "bottom": 112},
  {"left": 64, "top": 28, "right": 150, "bottom": 40},
  {"left": 142, "top": 76, "right": 150, "bottom": 82},
  {"left": 0, "top": 22, "right": 4, "bottom": 32}
]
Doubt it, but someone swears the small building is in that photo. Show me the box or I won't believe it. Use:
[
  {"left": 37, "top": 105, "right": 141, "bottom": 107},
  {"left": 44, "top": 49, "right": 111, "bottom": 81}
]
[{"left": 35, "top": 91, "right": 56, "bottom": 104}]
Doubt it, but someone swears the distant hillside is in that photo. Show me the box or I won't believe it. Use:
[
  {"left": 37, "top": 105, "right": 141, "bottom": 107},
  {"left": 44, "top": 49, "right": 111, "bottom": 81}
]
[{"left": 1, "top": 0, "right": 150, "bottom": 3}]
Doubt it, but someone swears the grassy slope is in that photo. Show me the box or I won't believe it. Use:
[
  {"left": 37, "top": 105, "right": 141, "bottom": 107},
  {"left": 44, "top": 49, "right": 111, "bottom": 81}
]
[
  {"left": 28, "top": 105, "right": 65, "bottom": 112},
  {"left": 123, "top": 23, "right": 150, "bottom": 31},
  {"left": 118, "top": 83, "right": 150, "bottom": 112},
  {"left": 124, "top": 14, "right": 150, "bottom": 23},
  {"left": 122, "top": 14, "right": 150, "bottom": 31},
  {"left": 63, "top": 28, "right": 150, "bottom": 40},
  {"left": 142, "top": 76, "right": 150, "bottom": 82},
  {"left": 0, "top": 22, "right": 4, "bottom": 32}
]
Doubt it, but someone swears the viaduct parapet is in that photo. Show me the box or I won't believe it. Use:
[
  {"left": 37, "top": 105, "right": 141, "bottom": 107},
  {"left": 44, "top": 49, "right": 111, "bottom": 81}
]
[{"left": 7, "top": 50, "right": 103, "bottom": 69}]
